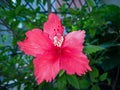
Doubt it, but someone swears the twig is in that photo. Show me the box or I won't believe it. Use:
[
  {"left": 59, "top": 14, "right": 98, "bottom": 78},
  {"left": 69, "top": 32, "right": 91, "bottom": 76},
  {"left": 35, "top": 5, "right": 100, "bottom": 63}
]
[{"left": 112, "top": 67, "right": 120, "bottom": 90}]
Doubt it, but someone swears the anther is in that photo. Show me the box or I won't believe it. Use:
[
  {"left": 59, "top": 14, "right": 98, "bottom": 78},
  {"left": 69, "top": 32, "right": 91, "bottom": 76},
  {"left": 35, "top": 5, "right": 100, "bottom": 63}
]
[{"left": 53, "top": 36, "right": 64, "bottom": 47}]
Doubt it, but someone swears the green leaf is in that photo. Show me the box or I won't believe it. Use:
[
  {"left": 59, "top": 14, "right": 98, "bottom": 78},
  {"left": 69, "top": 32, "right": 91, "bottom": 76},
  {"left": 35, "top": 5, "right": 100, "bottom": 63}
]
[
  {"left": 107, "top": 78, "right": 111, "bottom": 85},
  {"left": 79, "top": 79, "right": 90, "bottom": 89},
  {"left": 101, "top": 43, "right": 120, "bottom": 48},
  {"left": 99, "top": 72, "right": 108, "bottom": 81},
  {"left": 89, "top": 29, "right": 96, "bottom": 38},
  {"left": 16, "top": 0, "right": 21, "bottom": 6},
  {"left": 43, "top": 0, "right": 47, "bottom": 5},
  {"left": 84, "top": 45, "right": 104, "bottom": 54},
  {"left": 71, "top": 26, "right": 78, "bottom": 31},
  {"left": 15, "top": 5, "right": 23, "bottom": 15},
  {"left": 102, "top": 54, "right": 120, "bottom": 71},
  {"left": 55, "top": 75, "right": 67, "bottom": 90},
  {"left": 59, "top": 70, "right": 65, "bottom": 77},
  {"left": 58, "top": 4, "right": 66, "bottom": 13},
  {"left": 26, "top": 0, "right": 34, "bottom": 3},
  {"left": 1, "top": 35, "right": 7, "bottom": 42},
  {"left": 67, "top": 75, "right": 80, "bottom": 89},
  {"left": 89, "top": 67, "right": 99, "bottom": 82},
  {"left": 91, "top": 85, "right": 100, "bottom": 90},
  {"left": 86, "top": 0, "right": 96, "bottom": 8},
  {"left": 37, "top": 82, "right": 46, "bottom": 90}
]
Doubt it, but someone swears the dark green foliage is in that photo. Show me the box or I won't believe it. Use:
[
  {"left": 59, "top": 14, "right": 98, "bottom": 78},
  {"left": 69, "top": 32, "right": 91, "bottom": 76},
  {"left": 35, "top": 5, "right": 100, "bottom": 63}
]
[{"left": 0, "top": 1, "right": 120, "bottom": 90}]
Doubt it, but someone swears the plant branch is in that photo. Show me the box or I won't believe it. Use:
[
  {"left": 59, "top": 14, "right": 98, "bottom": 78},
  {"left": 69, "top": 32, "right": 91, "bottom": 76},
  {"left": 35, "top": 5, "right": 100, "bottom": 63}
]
[{"left": 112, "top": 67, "right": 120, "bottom": 90}]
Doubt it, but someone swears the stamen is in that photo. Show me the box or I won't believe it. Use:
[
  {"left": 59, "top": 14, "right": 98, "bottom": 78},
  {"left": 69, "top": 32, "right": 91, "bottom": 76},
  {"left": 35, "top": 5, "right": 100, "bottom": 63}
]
[{"left": 53, "top": 36, "right": 64, "bottom": 47}]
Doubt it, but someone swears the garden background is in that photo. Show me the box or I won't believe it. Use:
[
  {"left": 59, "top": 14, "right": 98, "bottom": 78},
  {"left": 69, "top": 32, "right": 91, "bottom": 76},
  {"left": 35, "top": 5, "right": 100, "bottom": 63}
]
[{"left": 0, "top": 0, "right": 120, "bottom": 90}]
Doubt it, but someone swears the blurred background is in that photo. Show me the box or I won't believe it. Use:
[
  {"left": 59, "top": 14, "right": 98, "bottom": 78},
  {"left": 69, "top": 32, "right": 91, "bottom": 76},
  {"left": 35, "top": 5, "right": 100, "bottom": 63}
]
[{"left": 0, "top": 0, "right": 120, "bottom": 90}]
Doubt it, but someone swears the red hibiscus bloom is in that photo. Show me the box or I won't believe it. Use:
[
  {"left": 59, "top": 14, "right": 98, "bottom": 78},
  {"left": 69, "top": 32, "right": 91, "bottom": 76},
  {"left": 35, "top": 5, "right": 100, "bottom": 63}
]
[{"left": 17, "top": 13, "right": 91, "bottom": 84}]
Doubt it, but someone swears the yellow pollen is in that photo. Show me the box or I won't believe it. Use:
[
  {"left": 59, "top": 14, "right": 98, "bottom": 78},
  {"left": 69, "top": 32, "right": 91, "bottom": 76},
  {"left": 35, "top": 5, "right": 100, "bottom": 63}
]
[{"left": 53, "top": 36, "right": 64, "bottom": 47}]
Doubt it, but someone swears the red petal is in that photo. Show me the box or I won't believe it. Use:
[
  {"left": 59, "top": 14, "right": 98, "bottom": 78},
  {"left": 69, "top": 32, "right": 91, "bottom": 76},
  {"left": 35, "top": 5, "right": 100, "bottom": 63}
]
[
  {"left": 60, "top": 30, "right": 91, "bottom": 75},
  {"left": 44, "top": 13, "right": 64, "bottom": 40},
  {"left": 17, "top": 29, "right": 53, "bottom": 57},
  {"left": 60, "top": 52, "right": 91, "bottom": 76},
  {"left": 33, "top": 51, "right": 60, "bottom": 84},
  {"left": 62, "top": 30, "right": 85, "bottom": 53}
]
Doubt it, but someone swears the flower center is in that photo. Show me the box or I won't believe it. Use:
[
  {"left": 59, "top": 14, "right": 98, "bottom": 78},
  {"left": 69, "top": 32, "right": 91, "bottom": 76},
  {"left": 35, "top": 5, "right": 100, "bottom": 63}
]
[{"left": 53, "top": 36, "right": 64, "bottom": 47}]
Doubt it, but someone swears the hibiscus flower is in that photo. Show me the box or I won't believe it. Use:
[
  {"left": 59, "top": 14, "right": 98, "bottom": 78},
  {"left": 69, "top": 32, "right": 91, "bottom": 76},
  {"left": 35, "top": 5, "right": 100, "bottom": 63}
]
[{"left": 17, "top": 13, "right": 91, "bottom": 84}]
